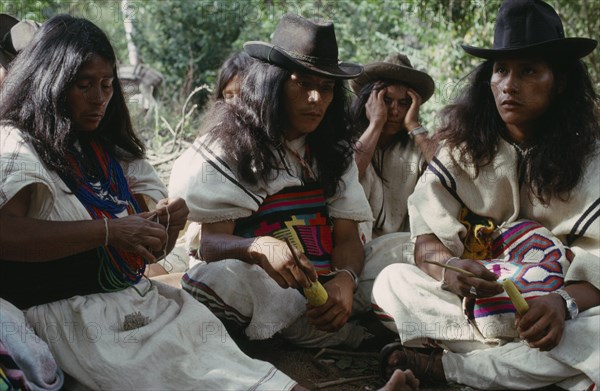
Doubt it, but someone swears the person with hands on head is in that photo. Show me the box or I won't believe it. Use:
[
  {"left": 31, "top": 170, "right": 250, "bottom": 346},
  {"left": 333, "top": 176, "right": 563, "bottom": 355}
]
[
  {"left": 347, "top": 54, "right": 437, "bottom": 314},
  {"left": 372, "top": 0, "right": 599, "bottom": 389},
  {"left": 351, "top": 53, "right": 436, "bottom": 179},
  {"left": 0, "top": 15, "right": 305, "bottom": 391},
  {"left": 170, "top": 13, "right": 375, "bottom": 348},
  {"left": 350, "top": 53, "right": 436, "bottom": 241}
]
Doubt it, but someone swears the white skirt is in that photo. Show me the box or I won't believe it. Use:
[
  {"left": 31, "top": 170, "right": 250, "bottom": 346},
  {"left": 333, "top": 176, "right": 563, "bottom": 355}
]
[{"left": 25, "top": 280, "right": 296, "bottom": 391}]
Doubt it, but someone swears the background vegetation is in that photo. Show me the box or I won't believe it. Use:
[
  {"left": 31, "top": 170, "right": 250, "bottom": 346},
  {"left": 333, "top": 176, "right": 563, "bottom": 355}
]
[{"left": 2, "top": 0, "right": 598, "bottom": 149}]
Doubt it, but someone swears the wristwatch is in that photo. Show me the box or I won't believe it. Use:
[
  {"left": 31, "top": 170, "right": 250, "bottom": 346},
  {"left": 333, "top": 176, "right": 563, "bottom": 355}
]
[
  {"left": 555, "top": 289, "right": 579, "bottom": 320},
  {"left": 408, "top": 125, "right": 428, "bottom": 139}
]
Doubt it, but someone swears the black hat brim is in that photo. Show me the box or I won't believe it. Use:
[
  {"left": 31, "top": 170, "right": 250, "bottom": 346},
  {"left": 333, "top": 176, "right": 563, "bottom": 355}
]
[
  {"left": 349, "top": 62, "right": 435, "bottom": 103},
  {"left": 244, "top": 41, "right": 363, "bottom": 80},
  {"left": 0, "top": 49, "right": 14, "bottom": 68},
  {"left": 462, "top": 37, "right": 597, "bottom": 60},
  {"left": 0, "top": 14, "right": 19, "bottom": 40}
]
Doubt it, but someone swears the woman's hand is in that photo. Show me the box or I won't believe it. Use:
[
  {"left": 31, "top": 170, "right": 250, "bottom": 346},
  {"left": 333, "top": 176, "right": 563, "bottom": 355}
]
[
  {"left": 442, "top": 258, "right": 504, "bottom": 298},
  {"left": 516, "top": 293, "right": 566, "bottom": 351},
  {"left": 154, "top": 197, "right": 189, "bottom": 232},
  {"left": 305, "top": 272, "right": 355, "bottom": 332},
  {"left": 404, "top": 89, "right": 422, "bottom": 132},
  {"left": 149, "top": 197, "right": 189, "bottom": 258},
  {"left": 106, "top": 214, "right": 166, "bottom": 262},
  {"left": 253, "top": 237, "right": 316, "bottom": 289},
  {"left": 365, "top": 84, "right": 388, "bottom": 129}
]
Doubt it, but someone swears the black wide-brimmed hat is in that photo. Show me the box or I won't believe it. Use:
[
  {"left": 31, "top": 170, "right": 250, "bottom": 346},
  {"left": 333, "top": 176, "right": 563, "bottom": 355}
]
[
  {"left": 349, "top": 53, "right": 435, "bottom": 102},
  {"left": 244, "top": 13, "right": 362, "bottom": 79},
  {"left": 462, "top": 0, "right": 597, "bottom": 59},
  {"left": 1, "top": 13, "right": 40, "bottom": 68}
]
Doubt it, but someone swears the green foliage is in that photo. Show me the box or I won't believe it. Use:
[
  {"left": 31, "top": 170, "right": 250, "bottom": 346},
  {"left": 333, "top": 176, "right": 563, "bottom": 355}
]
[
  {"left": 133, "top": 0, "right": 242, "bottom": 103},
  {"left": 0, "top": 0, "right": 129, "bottom": 60},
  {"left": 2, "top": 0, "right": 598, "bottom": 142}
]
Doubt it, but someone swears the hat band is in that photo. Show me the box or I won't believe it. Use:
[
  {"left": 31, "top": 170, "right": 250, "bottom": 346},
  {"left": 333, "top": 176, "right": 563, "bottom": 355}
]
[{"left": 279, "top": 47, "right": 339, "bottom": 67}]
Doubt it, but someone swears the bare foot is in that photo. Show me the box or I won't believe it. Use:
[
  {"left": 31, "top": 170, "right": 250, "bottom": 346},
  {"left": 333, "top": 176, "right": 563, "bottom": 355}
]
[{"left": 379, "top": 369, "right": 420, "bottom": 391}]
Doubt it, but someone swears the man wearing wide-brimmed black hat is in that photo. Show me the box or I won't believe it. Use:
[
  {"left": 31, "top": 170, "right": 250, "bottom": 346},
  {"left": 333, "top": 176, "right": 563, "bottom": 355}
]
[
  {"left": 375, "top": 0, "right": 599, "bottom": 388},
  {"left": 171, "top": 13, "right": 382, "bottom": 349}
]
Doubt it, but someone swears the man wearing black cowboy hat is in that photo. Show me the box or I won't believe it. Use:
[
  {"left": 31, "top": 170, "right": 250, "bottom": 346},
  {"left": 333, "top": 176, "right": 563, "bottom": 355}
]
[
  {"left": 171, "top": 13, "right": 386, "bottom": 350},
  {"left": 374, "top": 0, "right": 599, "bottom": 388},
  {"left": 0, "top": 14, "right": 39, "bottom": 82}
]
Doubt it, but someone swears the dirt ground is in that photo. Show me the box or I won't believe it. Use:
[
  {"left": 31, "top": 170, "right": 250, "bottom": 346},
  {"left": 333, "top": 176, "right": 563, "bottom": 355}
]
[
  {"left": 233, "top": 312, "right": 471, "bottom": 391},
  {"left": 237, "top": 333, "right": 562, "bottom": 391},
  {"left": 238, "top": 338, "right": 462, "bottom": 391}
]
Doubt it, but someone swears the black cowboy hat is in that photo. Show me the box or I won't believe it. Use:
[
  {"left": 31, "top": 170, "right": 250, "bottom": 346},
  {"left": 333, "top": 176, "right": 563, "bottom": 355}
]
[
  {"left": 462, "top": 0, "right": 597, "bottom": 59},
  {"left": 349, "top": 53, "right": 435, "bottom": 102},
  {"left": 1, "top": 13, "right": 40, "bottom": 68},
  {"left": 243, "top": 13, "right": 362, "bottom": 79}
]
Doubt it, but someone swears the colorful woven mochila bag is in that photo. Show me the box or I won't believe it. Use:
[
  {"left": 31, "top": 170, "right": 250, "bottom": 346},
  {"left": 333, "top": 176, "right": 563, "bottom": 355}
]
[
  {"left": 60, "top": 139, "right": 147, "bottom": 293},
  {"left": 459, "top": 208, "right": 573, "bottom": 340}
]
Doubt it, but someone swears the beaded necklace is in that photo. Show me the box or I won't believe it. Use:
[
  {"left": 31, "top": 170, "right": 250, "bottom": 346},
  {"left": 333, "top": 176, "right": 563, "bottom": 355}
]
[{"left": 60, "top": 140, "right": 146, "bottom": 293}]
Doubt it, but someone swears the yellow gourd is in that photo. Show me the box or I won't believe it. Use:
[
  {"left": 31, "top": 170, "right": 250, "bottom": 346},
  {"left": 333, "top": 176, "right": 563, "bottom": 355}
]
[
  {"left": 304, "top": 281, "right": 328, "bottom": 306},
  {"left": 502, "top": 279, "right": 529, "bottom": 315}
]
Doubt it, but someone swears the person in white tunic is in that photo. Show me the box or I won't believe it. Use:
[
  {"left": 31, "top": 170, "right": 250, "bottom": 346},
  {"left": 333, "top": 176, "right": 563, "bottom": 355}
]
[
  {"left": 350, "top": 53, "right": 436, "bottom": 242},
  {"left": 169, "top": 13, "right": 379, "bottom": 348},
  {"left": 372, "top": 0, "right": 599, "bottom": 389},
  {"left": 0, "top": 15, "right": 300, "bottom": 391}
]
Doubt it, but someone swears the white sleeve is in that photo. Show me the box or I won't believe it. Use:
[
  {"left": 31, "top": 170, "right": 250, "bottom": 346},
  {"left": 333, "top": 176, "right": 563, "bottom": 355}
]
[{"left": 327, "top": 158, "right": 373, "bottom": 222}]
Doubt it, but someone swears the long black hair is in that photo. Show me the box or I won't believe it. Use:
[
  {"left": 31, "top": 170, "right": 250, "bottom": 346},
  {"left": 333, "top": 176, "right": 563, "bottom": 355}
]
[
  {"left": 436, "top": 58, "right": 599, "bottom": 203},
  {"left": 202, "top": 60, "right": 357, "bottom": 197},
  {"left": 0, "top": 14, "right": 144, "bottom": 179},
  {"left": 214, "top": 51, "right": 253, "bottom": 101}
]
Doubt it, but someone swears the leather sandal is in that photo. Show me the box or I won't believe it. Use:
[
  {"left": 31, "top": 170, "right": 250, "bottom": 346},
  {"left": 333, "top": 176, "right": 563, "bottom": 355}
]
[{"left": 379, "top": 342, "right": 446, "bottom": 385}]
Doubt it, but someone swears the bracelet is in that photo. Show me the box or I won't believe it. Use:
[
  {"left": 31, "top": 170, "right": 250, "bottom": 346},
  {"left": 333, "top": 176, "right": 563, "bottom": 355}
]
[
  {"left": 336, "top": 268, "right": 359, "bottom": 291},
  {"left": 103, "top": 216, "right": 109, "bottom": 247},
  {"left": 408, "top": 125, "right": 428, "bottom": 138},
  {"left": 440, "top": 256, "right": 460, "bottom": 285}
]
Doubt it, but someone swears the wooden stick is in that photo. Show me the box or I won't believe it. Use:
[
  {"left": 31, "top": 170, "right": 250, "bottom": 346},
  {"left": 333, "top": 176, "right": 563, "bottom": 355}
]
[
  {"left": 424, "top": 259, "right": 477, "bottom": 277},
  {"left": 284, "top": 237, "right": 313, "bottom": 284},
  {"left": 314, "top": 375, "right": 378, "bottom": 389},
  {"left": 284, "top": 237, "right": 302, "bottom": 265}
]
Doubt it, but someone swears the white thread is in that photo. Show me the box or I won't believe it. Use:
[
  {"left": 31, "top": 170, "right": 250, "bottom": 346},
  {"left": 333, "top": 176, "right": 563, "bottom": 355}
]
[{"left": 155, "top": 206, "right": 171, "bottom": 262}]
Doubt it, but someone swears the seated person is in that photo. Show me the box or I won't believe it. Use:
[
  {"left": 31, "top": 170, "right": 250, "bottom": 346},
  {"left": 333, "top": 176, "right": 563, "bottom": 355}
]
[
  {"left": 215, "top": 50, "right": 253, "bottom": 103},
  {"left": 0, "top": 14, "right": 303, "bottom": 390},
  {"left": 373, "top": 0, "right": 599, "bottom": 388},
  {"left": 169, "top": 13, "right": 377, "bottom": 348},
  {"left": 350, "top": 53, "right": 436, "bottom": 240}
]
